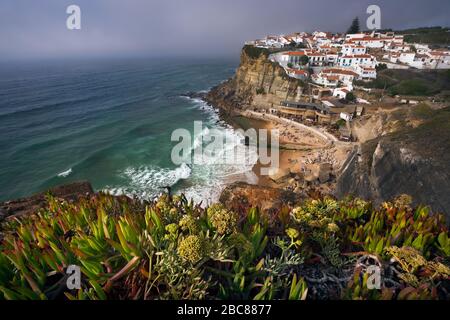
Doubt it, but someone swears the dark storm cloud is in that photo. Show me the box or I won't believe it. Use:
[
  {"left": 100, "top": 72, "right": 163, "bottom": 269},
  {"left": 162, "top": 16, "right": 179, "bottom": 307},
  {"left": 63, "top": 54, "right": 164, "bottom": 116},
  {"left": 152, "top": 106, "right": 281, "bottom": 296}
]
[{"left": 0, "top": 0, "right": 449, "bottom": 60}]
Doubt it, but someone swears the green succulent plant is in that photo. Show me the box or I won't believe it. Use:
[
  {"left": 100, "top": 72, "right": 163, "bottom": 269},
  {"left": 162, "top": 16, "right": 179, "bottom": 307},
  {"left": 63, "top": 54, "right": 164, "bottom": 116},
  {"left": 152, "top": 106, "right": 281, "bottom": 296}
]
[{"left": 0, "top": 192, "right": 448, "bottom": 301}]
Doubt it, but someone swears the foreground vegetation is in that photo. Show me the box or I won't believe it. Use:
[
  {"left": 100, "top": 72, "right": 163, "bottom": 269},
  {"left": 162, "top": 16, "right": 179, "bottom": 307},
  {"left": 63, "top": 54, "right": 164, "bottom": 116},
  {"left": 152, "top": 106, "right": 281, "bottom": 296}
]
[
  {"left": 355, "top": 69, "right": 450, "bottom": 97},
  {"left": 0, "top": 193, "right": 449, "bottom": 300}
]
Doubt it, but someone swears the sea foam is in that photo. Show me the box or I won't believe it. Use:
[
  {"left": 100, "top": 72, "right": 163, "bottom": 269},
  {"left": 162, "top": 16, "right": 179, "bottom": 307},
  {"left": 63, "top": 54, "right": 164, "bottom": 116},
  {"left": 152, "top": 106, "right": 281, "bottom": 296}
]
[{"left": 57, "top": 168, "right": 73, "bottom": 178}]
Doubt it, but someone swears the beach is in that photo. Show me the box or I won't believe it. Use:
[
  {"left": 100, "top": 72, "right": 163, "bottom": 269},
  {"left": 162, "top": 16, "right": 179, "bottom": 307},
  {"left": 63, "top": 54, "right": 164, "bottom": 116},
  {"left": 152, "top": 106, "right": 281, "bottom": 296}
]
[{"left": 223, "top": 111, "right": 353, "bottom": 194}]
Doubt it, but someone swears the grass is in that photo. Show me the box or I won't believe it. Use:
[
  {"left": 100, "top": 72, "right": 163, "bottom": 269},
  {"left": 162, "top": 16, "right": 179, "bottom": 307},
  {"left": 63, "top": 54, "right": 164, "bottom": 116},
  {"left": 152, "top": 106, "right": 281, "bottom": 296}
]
[{"left": 355, "top": 69, "right": 450, "bottom": 97}]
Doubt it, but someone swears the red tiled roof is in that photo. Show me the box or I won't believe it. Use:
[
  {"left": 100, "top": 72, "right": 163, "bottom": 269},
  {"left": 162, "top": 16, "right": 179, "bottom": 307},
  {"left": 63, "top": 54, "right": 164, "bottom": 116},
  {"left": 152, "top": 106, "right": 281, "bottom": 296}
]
[
  {"left": 322, "top": 68, "right": 358, "bottom": 76},
  {"left": 284, "top": 51, "right": 306, "bottom": 56},
  {"left": 324, "top": 75, "right": 339, "bottom": 81},
  {"left": 308, "top": 52, "right": 325, "bottom": 56},
  {"left": 430, "top": 51, "right": 450, "bottom": 56},
  {"left": 287, "top": 68, "right": 308, "bottom": 75},
  {"left": 341, "top": 54, "right": 372, "bottom": 59}
]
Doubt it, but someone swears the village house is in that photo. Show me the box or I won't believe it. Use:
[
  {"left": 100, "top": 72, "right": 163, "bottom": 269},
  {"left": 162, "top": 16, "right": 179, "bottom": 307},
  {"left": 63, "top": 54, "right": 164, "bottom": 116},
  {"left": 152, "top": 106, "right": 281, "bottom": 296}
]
[
  {"left": 312, "top": 87, "right": 334, "bottom": 100},
  {"left": 320, "top": 68, "right": 358, "bottom": 86},
  {"left": 280, "top": 51, "right": 307, "bottom": 65},
  {"left": 325, "top": 50, "right": 339, "bottom": 65},
  {"left": 337, "top": 54, "right": 377, "bottom": 69},
  {"left": 277, "top": 100, "right": 338, "bottom": 124},
  {"left": 311, "top": 73, "right": 339, "bottom": 87},
  {"left": 255, "top": 29, "right": 448, "bottom": 96},
  {"left": 383, "top": 43, "right": 411, "bottom": 53},
  {"left": 307, "top": 52, "right": 327, "bottom": 66},
  {"left": 355, "top": 65, "right": 377, "bottom": 80},
  {"left": 341, "top": 44, "right": 367, "bottom": 56},
  {"left": 333, "top": 87, "right": 351, "bottom": 99},
  {"left": 286, "top": 68, "right": 309, "bottom": 80}
]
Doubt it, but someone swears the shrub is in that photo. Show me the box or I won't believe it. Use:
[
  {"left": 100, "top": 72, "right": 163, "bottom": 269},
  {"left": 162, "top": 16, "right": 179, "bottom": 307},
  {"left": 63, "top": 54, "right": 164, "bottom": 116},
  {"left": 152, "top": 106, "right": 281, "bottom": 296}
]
[
  {"left": 256, "top": 87, "right": 266, "bottom": 95},
  {"left": 242, "top": 45, "right": 269, "bottom": 59},
  {"left": 0, "top": 193, "right": 448, "bottom": 300}
]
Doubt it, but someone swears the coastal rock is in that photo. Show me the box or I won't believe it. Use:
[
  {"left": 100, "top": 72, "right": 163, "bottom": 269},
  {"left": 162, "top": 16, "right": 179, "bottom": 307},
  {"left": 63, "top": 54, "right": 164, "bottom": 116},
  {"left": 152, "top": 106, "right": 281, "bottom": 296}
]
[
  {"left": 0, "top": 181, "right": 94, "bottom": 221},
  {"left": 335, "top": 107, "right": 450, "bottom": 220},
  {"left": 269, "top": 168, "right": 291, "bottom": 182},
  {"left": 219, "top": 182, "right": 301, "bottom": 214},
  {"left": 318, "top": 163, "right": 332, "bottom": 183},
  {"left": 180, "top": 91, "right": 207, "bottom": 100},
  {"left": 205, "top": 46, "right": 303, "bottom": 113}
]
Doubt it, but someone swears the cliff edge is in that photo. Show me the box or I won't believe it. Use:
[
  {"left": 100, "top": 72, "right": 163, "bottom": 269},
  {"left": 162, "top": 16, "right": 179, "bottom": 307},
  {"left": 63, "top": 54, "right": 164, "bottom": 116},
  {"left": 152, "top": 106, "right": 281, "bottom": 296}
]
[
  {"left": 336, "top": 105, "right": 450, "bottom": 218},
  {"left": 205, "top": 46, "right": 305, "bottom": 113}
]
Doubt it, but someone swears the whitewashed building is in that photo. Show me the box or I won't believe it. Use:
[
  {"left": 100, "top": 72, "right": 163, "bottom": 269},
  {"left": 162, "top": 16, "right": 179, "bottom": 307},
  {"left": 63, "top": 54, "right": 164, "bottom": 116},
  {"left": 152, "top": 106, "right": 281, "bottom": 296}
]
[
  {"left": 341, "top": 44, "right": 367, "bottom": 56},
  {"left": 337, "top": 54, "right": 377, "bottom": 69}
]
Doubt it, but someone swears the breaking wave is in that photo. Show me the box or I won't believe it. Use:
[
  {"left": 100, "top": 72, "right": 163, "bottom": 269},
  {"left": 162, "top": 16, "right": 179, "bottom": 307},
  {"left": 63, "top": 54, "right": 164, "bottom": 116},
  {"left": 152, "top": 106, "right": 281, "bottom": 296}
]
[
  {"left": 57, "top": 168, "right": 73, "bottom": 178},
  {"left": 105, "top": 95, "right": 258, "bottom": 205}
]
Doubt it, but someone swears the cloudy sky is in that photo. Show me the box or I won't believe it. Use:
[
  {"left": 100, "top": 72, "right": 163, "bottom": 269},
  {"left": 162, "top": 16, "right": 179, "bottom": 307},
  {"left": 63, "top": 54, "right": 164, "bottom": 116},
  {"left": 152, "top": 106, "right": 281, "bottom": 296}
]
[{"left": 0, "top": 0, "right": 449, "bottom": 60}]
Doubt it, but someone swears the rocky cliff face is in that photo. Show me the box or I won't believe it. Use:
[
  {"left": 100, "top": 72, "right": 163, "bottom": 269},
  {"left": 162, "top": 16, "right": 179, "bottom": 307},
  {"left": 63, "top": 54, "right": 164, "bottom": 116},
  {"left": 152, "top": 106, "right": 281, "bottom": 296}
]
[
  {"left": 0, "top": 181, "right": 94, "bottom": 222},
  {"left": 206, "top": 47, "right": 450, "bottom": 219},
  {"left": 206, "top": 46, "right": 304, "bottom": 112},
  {"left": 336, "top": 106, "right": 450, "bottom": 218}
]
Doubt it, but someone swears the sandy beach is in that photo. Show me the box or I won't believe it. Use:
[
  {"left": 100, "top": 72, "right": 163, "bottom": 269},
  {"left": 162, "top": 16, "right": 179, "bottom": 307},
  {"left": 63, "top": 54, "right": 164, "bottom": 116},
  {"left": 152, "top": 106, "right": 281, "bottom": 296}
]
[{"left": 225, "top": 113, "right": 353, "bottom": 191}]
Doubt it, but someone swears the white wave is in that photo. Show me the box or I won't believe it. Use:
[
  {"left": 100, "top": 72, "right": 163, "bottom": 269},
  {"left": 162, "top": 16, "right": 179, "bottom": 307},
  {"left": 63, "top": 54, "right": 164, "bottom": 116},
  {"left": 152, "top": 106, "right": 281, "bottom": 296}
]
[
  {"left": 57, "top": 168, "right": 72, "bottom": 178},
  {"left": 106, "top": 93, "right": 259, "bottom": 205},
  {"left": 104, "top": 163, "right": 192, "bottom": 201}
]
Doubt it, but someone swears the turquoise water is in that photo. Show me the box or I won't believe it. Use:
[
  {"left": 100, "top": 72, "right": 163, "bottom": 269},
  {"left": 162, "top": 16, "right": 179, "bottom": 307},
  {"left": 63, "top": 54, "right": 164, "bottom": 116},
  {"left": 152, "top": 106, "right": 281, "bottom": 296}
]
[{"left": 0, "top": 58, "right": 257, "bottom": 203}]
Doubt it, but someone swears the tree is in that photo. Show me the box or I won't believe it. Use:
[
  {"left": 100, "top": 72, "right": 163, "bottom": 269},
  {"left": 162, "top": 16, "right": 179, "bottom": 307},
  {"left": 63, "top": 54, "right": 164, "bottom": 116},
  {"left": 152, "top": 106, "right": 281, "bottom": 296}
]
[
  {"left": 299, "top": 55, "right": 309, "bottom": 66},
  {"left": 376, "top": 63, "right": 387, "bottom": 72},
  {"left": 347, "top": 17, "right": 360, "bottom": 34},
  {"left": 346, "top": 92, "right": 356, "bottom": 102}
]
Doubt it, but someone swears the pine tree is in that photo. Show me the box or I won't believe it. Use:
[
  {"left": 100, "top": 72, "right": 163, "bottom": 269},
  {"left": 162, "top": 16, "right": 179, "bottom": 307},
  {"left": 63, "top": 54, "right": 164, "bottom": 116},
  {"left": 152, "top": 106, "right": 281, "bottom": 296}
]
[{"left": 347, "top": 17, "right": 360, "bottom": 34}]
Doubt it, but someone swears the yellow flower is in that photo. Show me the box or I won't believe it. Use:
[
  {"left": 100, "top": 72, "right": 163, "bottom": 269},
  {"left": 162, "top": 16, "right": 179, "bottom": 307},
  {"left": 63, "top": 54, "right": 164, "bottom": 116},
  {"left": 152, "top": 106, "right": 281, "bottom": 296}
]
[
  {"left": 327, "top": 223, "right": 339, "bottom": 233},
  {"left": 286, "top": 228, "right": 300, "bottom": 239},
  {"left": 207, "top": 204, "right": 237, "bottom": 235},
  {"left": 165, "top": 223, "right": 178, "bottom": 234},
  {"left": 177, "top": 235, "right": 205, "bottom": 263},
  {"left": 179, "top": 215, "right": 200, "bottom": 234}
]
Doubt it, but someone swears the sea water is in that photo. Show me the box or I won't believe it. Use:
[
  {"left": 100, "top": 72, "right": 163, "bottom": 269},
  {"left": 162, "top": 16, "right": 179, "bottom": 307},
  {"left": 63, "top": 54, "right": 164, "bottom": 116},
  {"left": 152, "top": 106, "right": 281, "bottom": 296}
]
[{"left": 0, "top": 58, "right": 258, "bottom": 204}]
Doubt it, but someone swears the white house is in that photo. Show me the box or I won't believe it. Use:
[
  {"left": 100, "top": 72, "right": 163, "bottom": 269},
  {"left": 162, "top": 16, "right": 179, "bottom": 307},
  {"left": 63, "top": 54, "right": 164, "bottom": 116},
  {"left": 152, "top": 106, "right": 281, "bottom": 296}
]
[
  {"left": 341, "top": 44, "right": 367, "bottom": 56},
  {"left": 345, "top": 33, "right": 366, "bottom": 41},
  {"left": 340, "top": 112, "right": 353, "bottom": 121},
  {"left": 280, "top": 51, "right": 307, "bottom": 65},
  {"left": 398, "top": 52, "right": 416, "bottom": 65},
  {"left": 307, "top": 52, "right": 326, "bottom": 66},
  {"left": 338, "top": 54, "right": 377, "bottom": 69},
  {"left": 333, "top": 87, "right": 351, "bottom": 99},
  {"left": 325, "top": 51, "right": 339, "bottom": 65},
  {"left": 352, "top": 37, "right": 384, "bottom": 48},
  {"left": 355, "top": 66, "right": 377, "bottom": 80},
  {"left": 428, "top": 51, "right": 450, "bottom": 69},
  {"left": 413, "top": 43, "right": 431, "bottom": 54},
  {"left": 286, "top": 68, "right": 309, "bottom": 80},
  {"left": 321, "top": 68, "right": 359, "bottom": 86},
  {"left": 311, "top": 73, "right": 339, "bottom": 87},
  {"left": 286, "top": 33, "right": 304, "bottom": 44}
]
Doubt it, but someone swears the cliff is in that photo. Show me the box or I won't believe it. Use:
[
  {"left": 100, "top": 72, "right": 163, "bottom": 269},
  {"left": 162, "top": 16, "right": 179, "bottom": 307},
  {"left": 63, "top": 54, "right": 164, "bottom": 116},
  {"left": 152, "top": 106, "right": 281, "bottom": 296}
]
[
  {"left": 205, "top": 46, "right": 305, "bottom": 113},
  {"left": 0, "top": 181, "right": 94, "bottom": 222},
  {"left": 206, "top": 46, "right": 450, "bottom": 219},
  {"left": 336, "top": 105, "right": 450, "bottom": 218}
]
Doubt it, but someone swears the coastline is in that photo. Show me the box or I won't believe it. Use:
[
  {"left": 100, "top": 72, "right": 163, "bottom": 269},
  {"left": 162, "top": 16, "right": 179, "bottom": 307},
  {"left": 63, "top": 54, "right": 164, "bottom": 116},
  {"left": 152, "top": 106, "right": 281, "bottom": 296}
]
[{"left": 199, "top": 88, "right": 354, "bottom": 197}]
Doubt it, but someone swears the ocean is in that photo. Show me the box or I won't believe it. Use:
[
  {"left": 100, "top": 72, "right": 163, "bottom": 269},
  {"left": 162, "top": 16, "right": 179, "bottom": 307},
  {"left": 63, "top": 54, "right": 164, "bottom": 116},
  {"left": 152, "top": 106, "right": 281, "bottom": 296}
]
[{"left": 0, "top": 58, "right": 258, "bottom": 204}]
